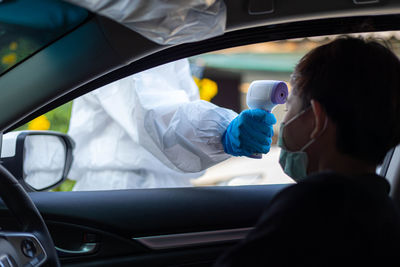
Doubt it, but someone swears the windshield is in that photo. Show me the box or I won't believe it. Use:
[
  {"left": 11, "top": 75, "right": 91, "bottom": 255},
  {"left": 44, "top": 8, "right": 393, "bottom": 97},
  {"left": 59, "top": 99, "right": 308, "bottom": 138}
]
[{"left": 0, "top": 0, "right": 88, "bottom": 75}]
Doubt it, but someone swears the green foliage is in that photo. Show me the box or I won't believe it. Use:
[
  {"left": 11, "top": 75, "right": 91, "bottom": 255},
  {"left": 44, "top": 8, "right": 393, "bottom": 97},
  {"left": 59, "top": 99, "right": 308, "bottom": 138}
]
[
  {"left": 51, "top": 179, "right": 76, "bottom": 192},
  {"left": 14, "top": 123, "right": 28, "bottom": 131},
  {"left": 15, "top": 101, "right": 73, "bottom": 133},
  {"left": 46, "top": 101, "right": 73, "bottom": 133}
]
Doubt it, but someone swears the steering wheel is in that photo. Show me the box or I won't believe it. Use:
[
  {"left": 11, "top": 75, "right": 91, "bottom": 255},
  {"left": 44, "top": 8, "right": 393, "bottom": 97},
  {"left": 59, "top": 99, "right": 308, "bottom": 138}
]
[{"left": 0, "top": 164, "right": 60, "bottom": 266}]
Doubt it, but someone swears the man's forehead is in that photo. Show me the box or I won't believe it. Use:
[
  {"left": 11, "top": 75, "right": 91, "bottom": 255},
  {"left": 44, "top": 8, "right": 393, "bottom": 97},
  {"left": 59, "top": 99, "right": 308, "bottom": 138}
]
[
  {"left": 287, "top": 92, "right": 303, "bottom": 109},
  {"left": 287, "top": 93, "right": 293, "bottom": 104},
  {"left": 287, "top": 92, "right": 299, "bottom": 103}
]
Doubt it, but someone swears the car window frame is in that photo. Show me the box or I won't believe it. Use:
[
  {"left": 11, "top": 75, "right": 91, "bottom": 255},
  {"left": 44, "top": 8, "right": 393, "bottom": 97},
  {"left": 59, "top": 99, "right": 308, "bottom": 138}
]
[
  {"left": 5, "top": 21, "right": 400, "bottom": 191},
  {"left": 9, "top": 14, "right": 400, "bottom": 132}
]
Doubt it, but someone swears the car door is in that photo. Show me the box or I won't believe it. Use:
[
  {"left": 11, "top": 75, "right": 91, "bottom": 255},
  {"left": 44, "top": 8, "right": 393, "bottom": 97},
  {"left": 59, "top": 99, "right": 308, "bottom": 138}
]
[{"left": 1, "top": 1, "right": 400, "bottom": 266}]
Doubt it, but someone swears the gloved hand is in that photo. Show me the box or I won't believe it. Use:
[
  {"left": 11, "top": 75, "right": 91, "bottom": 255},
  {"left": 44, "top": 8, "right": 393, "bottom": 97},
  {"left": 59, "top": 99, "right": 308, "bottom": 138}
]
[{"left": 222, "top": 109, "right": 276, "bottom": 157}]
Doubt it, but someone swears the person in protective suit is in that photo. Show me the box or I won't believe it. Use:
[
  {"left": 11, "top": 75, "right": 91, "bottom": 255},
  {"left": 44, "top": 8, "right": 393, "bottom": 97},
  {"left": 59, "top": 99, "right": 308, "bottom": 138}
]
[{"left": 68, "top": 58, "right": 276, "bottom": 190}]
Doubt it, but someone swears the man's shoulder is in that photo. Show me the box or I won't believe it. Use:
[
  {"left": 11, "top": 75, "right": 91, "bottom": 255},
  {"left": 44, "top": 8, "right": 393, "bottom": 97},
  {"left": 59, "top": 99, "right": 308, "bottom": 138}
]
[
  {"left": 292, "top": 171, "right": 389, "bottom": 192},
  {"left": 269, "top": 171, "right": 391, "bottom": 213},
  {"left": 275, "top": 172, "right": 349, "bottom": 199}
]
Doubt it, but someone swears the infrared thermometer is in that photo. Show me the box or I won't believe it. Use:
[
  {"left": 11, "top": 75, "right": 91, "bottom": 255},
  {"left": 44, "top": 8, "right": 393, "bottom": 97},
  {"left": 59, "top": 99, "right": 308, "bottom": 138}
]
[{"left": 246, "top": 80, "right": 288, "bottom": 159}]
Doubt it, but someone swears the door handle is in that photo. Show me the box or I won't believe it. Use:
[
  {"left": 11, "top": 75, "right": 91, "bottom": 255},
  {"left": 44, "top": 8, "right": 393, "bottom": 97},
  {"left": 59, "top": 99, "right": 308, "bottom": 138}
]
[{"left": 56, "top": 242, "right": 99, "bottom": 257}]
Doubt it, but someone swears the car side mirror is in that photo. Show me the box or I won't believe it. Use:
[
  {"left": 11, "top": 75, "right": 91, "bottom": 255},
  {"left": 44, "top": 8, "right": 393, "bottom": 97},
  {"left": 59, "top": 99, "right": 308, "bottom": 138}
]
[{"left": 0, "top": 131, "right": 75, "bottom": 191}]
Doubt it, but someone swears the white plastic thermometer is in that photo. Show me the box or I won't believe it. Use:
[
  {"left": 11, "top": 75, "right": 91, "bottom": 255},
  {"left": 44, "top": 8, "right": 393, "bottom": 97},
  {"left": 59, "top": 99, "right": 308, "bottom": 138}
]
[{"left": 246, "top": 80, "right": 288, "bottom": 159}]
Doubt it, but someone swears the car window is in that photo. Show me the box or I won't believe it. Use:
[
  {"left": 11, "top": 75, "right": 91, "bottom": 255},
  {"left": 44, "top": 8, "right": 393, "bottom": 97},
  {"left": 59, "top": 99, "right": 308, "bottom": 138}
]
[
  {"left": 14, "top": 31, "right": 398, "bottom": 191},
  {"left": 0, "top": 0, "right": 88, "bottom": 76}
]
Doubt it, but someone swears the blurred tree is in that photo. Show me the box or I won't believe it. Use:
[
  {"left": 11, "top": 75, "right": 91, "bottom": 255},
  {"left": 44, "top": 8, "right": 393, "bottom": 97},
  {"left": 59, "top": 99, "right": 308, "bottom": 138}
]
[{"left": 15, "top": 101, "right": 72, "bottom": 133}]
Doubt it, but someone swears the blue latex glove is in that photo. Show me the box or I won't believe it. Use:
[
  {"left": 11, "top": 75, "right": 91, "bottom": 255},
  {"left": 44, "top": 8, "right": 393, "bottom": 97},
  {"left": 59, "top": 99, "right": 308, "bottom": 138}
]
[{"left": 222, "top": 109, "right": 277, "bottom": 157}]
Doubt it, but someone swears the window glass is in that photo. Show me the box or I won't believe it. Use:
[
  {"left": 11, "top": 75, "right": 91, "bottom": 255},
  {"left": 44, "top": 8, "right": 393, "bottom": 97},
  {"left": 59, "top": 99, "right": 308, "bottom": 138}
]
[
  {"left": 13, "top": 31, "right": 400, "bottom": 191},
  {"left": 0, "top": 0, "right": 88, "bottom": 75}
]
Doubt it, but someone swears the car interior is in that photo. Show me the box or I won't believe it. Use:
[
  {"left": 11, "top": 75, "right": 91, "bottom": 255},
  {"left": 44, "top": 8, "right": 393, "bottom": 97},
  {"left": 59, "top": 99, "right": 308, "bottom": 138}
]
[{"left": 2, "top": 0, "right": 400, "bottom": 266}]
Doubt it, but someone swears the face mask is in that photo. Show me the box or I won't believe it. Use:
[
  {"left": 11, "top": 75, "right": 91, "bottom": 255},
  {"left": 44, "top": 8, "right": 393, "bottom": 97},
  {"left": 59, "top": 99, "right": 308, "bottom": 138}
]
[{"left": 278, "top": 108, "right": 327, "bottom": 181}]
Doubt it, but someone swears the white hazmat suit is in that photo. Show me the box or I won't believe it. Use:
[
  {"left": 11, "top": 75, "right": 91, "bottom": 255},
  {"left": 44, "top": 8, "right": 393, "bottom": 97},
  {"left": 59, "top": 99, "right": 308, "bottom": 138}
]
[{"left": 68, "top": 59, "right": 238, "bottom": 190}]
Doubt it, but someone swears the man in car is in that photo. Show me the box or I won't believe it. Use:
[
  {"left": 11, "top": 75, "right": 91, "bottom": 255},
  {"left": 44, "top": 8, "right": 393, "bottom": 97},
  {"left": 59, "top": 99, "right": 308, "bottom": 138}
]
[{"left": 215, "top": 37, "right": 400, "bottom": 266}]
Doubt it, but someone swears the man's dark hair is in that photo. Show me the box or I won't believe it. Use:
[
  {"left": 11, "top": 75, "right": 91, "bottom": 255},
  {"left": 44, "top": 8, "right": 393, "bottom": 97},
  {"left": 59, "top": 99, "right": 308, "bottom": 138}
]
[{"left": 291, "top": 37, "right": 400, "bottom": 164}]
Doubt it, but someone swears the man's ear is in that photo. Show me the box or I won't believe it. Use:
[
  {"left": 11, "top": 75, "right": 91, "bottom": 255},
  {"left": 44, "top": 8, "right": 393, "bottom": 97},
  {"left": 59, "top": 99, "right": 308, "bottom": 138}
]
[{"left": 310, "top": 100, "right": 327, "bottom": 139}]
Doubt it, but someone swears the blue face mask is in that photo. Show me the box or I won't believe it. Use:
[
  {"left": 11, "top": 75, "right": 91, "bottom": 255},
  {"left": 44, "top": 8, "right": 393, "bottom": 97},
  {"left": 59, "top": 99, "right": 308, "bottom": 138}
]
[{"left": 278, "top": 108, "right": 327, "bottom": 181}]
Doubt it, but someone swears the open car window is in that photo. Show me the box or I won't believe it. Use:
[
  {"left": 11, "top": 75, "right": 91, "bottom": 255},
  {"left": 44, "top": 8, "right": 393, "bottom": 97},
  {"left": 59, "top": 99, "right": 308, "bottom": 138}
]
[{"left": 13, "top": 31, "right": 398, "bottom": 191}]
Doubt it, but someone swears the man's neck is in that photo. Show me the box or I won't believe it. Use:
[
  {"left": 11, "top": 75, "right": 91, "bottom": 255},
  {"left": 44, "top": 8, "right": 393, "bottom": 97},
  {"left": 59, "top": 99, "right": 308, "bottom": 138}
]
[{"left": 318, "top": 152, "right": 376, "bottom": 175}]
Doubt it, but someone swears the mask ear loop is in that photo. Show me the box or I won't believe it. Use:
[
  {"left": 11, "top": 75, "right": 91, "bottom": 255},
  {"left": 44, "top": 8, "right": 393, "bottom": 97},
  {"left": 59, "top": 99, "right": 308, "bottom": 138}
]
[
  {"left": 300, "top": 114, "right": 329, "bottom": 152},
  {"left": 284, "top": 106, "right": 311, "bottom": 126}
]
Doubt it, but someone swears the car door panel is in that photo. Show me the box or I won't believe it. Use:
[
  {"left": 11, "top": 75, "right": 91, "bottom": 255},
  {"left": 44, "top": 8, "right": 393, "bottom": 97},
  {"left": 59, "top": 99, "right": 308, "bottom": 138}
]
[{"left": 0, "top": 184, "right": 288, "bottom": 266}]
